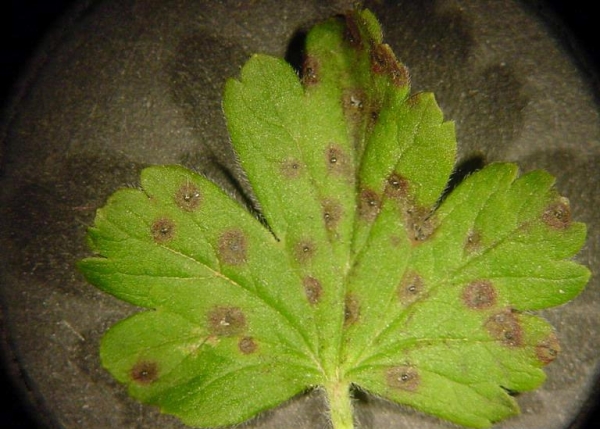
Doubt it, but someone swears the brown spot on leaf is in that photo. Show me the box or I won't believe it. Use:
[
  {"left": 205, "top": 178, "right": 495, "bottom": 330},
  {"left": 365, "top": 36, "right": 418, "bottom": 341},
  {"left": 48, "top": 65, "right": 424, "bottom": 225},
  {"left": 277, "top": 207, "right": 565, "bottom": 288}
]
[
  {"left": 388, "top": 61, "right": 410, "bottom": 88},
  {"left": 542, "top": 199, "right": 571, "bottom": 229},
  {"left": 367, "top": 108, "right": 380, "bottom": 132},
  {"left": 536, "top": 332, "right": 561, "bottom": 365},
  {"left": 462, "top": 280, "right": 497, "bottom": 310},
  {"left": 326, "top": 145, "right": 350, "bottom": 176},
  {"left": 398, "top": 271, "right": 425, "bottom": 305},
  {"left": 208, "top": 306, "right": 246, "bottom": 336},
  {"left": 407, "top": 92, "right": 423, "bottom": 108},
  {"left": 280, "top": 158, "right": 303, "bottom": 179},
  {"left": 344, "top": 294, "right": 360, "bottom": 327},
  {"left": 175, "top": 182, "right": 202, "bottom": 211},
  {"left": 130, "top": 360, "right": 159, "bottom": 385},
  {"left": 294, "top": 239, "right": 316, "bottom": 264},
  {"left": 302, "top": 56, "right": 320, "bottom": 86},
  {"left": 303, "top": 276, "right": 323, "bottom": 305},
  {"left": 485, "top": 310, "right": 523, "bottom": 347},
  {"left": 405, "top": 207, "right": 435, "bottom": 243},
  {"left": 385, "top": 172, "right": 409, "bottom": 199},
  {"left": 370, "top": 43, "right": 410, "bottom": 87},
  {"left": 358, "top": 188, "right": 381, "bottom": 222},
  {"left": 390, "top": 234, "right": 403, "bottom": 248},
  {"left": 238, "top": 336, "right": 258, "bottom": 354},
  {"left": 322, "top": 198, "right": 343, "bottom": 231},
  {"left": 344, "top": 13, "right": 363, "bottom": 49},
  {"left": 218, "top": 229, "right": 247, "bottom": 265},
  {"left": 151, "top": 218, "right": 176, "bottom": 243},
  {"left": 342, "top": 88, "right": 366, "bottom": 127},
  {"left": 386, "top": 365, "right": 420, "bottom": 392},
  {"left": 370, "top": 43, "right": 389, "bottom": 74},
  {"left": 464, "top": 229, "right": 482, "bottom": 254}
]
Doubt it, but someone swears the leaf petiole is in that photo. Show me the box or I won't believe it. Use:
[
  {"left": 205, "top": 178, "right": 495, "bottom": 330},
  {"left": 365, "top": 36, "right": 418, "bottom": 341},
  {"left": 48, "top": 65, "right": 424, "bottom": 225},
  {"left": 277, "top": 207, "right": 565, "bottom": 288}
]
[{"left": 325, "top": 380, "right": 354, "bottom": 429}]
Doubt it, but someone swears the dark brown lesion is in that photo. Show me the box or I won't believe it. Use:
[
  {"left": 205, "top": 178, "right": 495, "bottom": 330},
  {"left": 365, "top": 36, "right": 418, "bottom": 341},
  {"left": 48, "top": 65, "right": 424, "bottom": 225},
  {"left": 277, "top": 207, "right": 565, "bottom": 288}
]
[
  {"left": 370, "top": 43, "right": 410, "bottom": 87},
  {"left": 405, "top": 206, "right": 436, "bottom": 244},
  {"left": 321, "top": 198, "right": 344, "bottom": 231},
  {"left": 293, "top": 239, "right": 317, "bottom": 264},
  {"left": 151, "top": 218, "right": 176, "bottom": 243},
  {"left": 384, "top": 172, "right": 410, "bottom": 200},
  {"left": 175, "top": 182, "right": 202, "bottom": 212},
  {"left": 542, "top": 199, "right": 572, "bottom": 229},
  {"left": 344, "top": 293, "right": 360, "bottom": 327},
  {"left": 280, "top": 158, "right": 304, "bottom": 179},
  {"left": 462, "top": 280, "right": 497, "bottom": 310},
  {"left": 342, "top": 88, "right": 367, "bottom": 126},
  {"left": 208, "top": 306, "right": 247, "bottom": 336},
  {"left": 485, "top": 309, "right": 523, "bottom": 347},
  {"left": 218, "top": 229, "right": 248, "bottom": 265},
  {"left": 344, "top": 12, "right": 363, "bottom": 49},
  {"left": 385, "top": 365, "right": 420, "bottom": 392},
  {"left": 464, "top": 229, "right": 482, "bottom": 254},
  {"left": 302, "top": 276, "right": 323, "bottom": 305},
  {"left": 358, "top": 188, "right": 381, "bottom": 222},
  {"left": 301, "top": 55, "right": 320, "bottom": 86},
  {"left": 398, "top": 271, "right": 425, "bottom": 306},
  {"left": 238, "top": 336, "right": 258, "bottom": 355},
  {"left": 130, "top": 360, "right": 159, "bottom": 385},
  {"left": 325, "top": 145, "right": 351, "bottom": 177},
  {"left": 536, "top": 332, "right": 561, "bottom": 365}
]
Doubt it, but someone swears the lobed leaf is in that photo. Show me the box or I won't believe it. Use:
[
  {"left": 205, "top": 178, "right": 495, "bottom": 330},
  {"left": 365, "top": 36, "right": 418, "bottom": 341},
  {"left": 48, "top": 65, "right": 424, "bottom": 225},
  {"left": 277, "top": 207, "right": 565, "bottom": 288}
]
[{"left": 79, "top": 8, "right": 590, "bottom": 429}]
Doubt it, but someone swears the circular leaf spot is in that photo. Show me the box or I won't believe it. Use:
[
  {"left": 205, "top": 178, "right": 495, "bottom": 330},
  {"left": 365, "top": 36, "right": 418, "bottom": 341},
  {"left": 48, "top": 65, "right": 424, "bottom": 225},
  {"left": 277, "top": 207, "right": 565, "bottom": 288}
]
[
  {"left": 130, "top": 360, "right": 159, "bottom": 385},
  {"left": 358, "top": 188, "right": 381, "bottom": 222},
  {"left": 322, "top": 198, "right": 344, "bottom": 231},
  {"left": 542, "top": 199, "right": 572, "bottom": 229},
  {"left": 536, "top": 332, "right": 561, "bottom": 365},
  {"left": 405, "top": 206, "right": 435, "bottom": 243},
  {"left": 326, "top": 145, "right": 350, "bottom": 176},
  {"left": 386, "top": 365, "right": 420, "bottom": 392},
  {"left": 344, "top": 294, "right": 360, "bottom": 327},
  {"left": 385, "top": 172, "right": 409, "bottom": 199},
  {"left": 462, "top": 280, "right": 497, "bottom": 310},
  {"left": 151, "top": 218, "right": 176, "bottom": 243},
  {"left": 464, "top": 229, "right": 482, "bottom": 254},
  {"left": 208, "top": 306, "right": 246, "bottom": 336},
  {"left": 398, "top": 271, "right": 425, "bottom": 305},
  {"left": 294, "top": 239, "right": 316, "bottom": 264},
  {"left": 238, "top": 336, "right": 258, "bottom": 355},
  {"left": 485, "top": 310, "right": 523, "bottom": 347},
  {"left": 303, "top": 276, "right": 323, "bottom": 305},
  {"left": 218, "top": 229, "right": 247, "bottom": 265},
  {"left": 280, "top": 158, "right": 303, "bottom": 179},
  {"left": 175, "top": 182, "right": 202, "bottom": 211}
]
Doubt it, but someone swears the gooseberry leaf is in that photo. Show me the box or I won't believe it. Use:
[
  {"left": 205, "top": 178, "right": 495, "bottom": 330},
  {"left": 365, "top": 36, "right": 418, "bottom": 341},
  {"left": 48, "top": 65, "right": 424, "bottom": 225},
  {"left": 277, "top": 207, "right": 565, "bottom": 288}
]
[{"left": 79, "top": 9, "right": 590, "bottom": 429}]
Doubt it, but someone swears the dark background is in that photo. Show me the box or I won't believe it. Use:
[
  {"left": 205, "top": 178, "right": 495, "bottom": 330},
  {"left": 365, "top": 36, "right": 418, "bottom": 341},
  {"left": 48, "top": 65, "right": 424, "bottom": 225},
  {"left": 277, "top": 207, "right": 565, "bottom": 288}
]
[{"left": 0, "top": 0, "right": 598, "bottom": 428}]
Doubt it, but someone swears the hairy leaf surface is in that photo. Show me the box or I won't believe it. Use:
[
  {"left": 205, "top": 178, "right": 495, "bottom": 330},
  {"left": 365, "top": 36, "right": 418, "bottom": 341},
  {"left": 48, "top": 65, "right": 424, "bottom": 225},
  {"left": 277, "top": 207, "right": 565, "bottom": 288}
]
[{"left": 79, "top": 9, "right": 590, "bottom": 429}]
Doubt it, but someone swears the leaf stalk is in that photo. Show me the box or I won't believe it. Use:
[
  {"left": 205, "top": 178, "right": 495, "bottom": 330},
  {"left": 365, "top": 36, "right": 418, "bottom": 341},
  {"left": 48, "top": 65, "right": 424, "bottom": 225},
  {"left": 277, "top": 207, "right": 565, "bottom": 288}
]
[{"left": 325, "top": 380, "right": 354, "bottom": 429}]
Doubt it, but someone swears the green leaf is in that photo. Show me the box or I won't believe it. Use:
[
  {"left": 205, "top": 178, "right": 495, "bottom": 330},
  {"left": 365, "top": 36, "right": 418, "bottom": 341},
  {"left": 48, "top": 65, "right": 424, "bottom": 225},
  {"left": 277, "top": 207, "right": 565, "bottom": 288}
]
[{"left": 79, "top": 8, "right": 590, "bottom": 429}]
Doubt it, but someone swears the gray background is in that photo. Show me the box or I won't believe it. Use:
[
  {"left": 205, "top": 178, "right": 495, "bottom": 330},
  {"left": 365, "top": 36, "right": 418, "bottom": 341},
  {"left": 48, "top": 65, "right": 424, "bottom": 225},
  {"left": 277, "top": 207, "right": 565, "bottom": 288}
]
[{"left": 1, "top": 1, "right": 599, "bottom": 428}]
